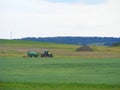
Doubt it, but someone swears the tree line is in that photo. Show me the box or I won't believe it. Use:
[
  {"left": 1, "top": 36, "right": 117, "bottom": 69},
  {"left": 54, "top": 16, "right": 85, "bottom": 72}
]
[{"left": 20, "top": 36, "right": 120, "bottom": 46}]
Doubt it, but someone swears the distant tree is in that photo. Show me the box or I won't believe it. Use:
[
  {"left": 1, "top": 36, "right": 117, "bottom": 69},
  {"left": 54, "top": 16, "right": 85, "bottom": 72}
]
[{"left": 112, "top": 42, "right": 120, "bottom": 47}]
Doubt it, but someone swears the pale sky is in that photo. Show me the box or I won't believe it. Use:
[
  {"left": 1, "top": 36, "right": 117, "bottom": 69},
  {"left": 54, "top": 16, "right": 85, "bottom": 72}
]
[{"left": 0, "top": 0, "right": 120, "bottom": 39}]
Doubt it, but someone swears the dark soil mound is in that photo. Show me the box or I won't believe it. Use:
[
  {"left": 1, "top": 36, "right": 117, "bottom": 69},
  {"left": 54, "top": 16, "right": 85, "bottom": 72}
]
[{"left": 76, "top": 45, "right": 93, "bottom": 51}]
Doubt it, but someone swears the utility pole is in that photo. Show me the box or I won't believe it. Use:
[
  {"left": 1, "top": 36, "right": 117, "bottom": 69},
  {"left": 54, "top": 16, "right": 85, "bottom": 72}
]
[{"left": 10, "top": 32, "right": 12, "bottom": 40}]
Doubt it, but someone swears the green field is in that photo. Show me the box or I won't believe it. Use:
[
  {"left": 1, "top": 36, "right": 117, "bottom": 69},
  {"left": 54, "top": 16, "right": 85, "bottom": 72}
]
[
  {"left": 0, "top": 58, "right": 120, "bottom": 90},
  {"left": 0, "top": 39, "right": 120, "bottom": 90}
]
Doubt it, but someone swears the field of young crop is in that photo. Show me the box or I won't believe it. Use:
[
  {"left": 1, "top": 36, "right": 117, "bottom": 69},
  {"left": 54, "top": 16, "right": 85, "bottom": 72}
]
[
  {"left": 0, "top": 39, "right": 120, "bottom": 90},
  {"left": 0, "top": 58, "right": 120, "bottom": 90}
]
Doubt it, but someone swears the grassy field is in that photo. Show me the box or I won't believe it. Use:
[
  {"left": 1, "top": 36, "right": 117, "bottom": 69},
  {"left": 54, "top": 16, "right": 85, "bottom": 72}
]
[
  {"left": 0, "top": 58, "right": 120, "bottom": 90},
  {"left": 0, "top": 39, "right": 120, "bottom": 90},
  {"left": 0, "top": 39, "right": 120, "bottom": 58}
]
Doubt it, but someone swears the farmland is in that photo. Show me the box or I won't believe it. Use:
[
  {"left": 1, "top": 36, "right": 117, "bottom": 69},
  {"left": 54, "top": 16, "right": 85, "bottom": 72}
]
[{"left": 0, "top": 39, "right": 120, "bottom": 90}]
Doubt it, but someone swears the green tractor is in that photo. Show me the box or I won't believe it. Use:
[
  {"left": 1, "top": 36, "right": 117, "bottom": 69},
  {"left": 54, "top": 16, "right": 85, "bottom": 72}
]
[
  {"left": 27, "top": 51, "right": 39, "bottom": 57},
  {"left": 41, "top": 50, "right": 53, "bottom": 57}
]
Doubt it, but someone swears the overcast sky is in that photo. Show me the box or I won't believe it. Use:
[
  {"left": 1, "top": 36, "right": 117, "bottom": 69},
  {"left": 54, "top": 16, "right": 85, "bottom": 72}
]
[{"left": 0, "top": 0, "right": 120, "bottom": 39}]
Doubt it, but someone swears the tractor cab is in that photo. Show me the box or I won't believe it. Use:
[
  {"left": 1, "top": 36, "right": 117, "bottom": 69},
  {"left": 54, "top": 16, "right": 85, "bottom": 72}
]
[{"left": 41, "top": 50, "right": 53, "bottom": 57}]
